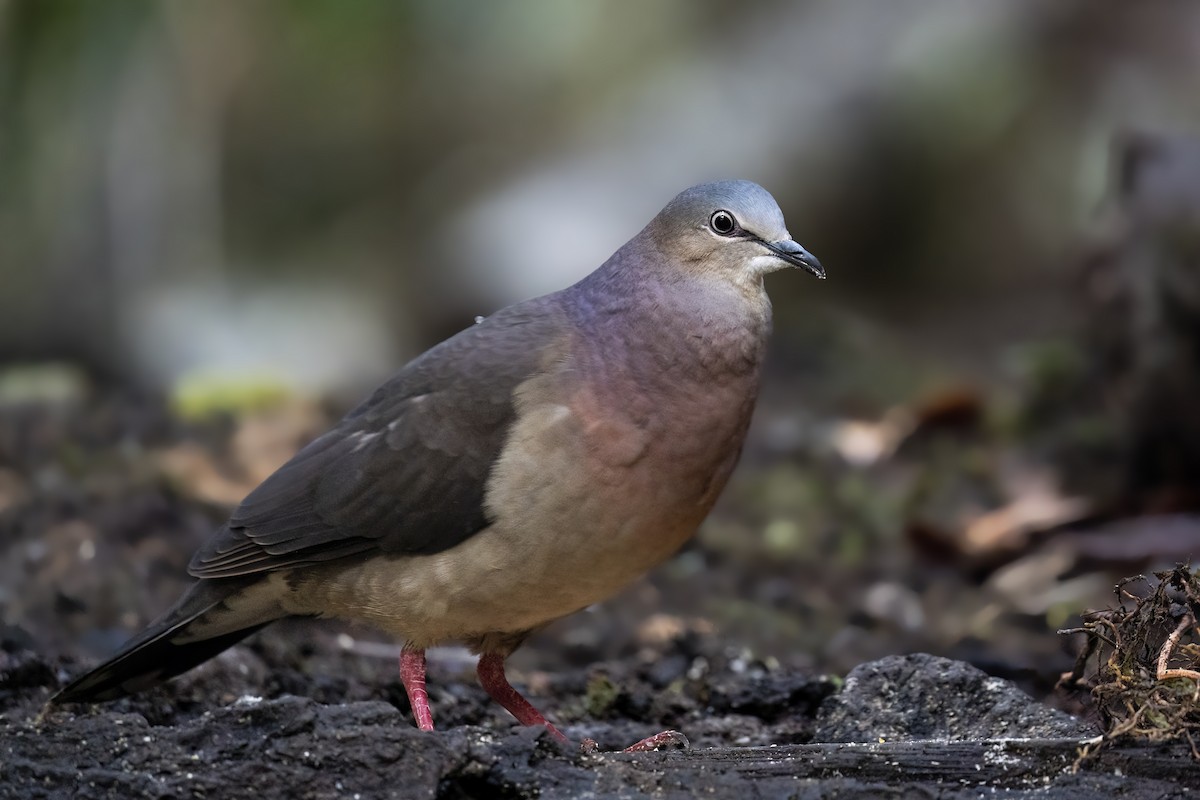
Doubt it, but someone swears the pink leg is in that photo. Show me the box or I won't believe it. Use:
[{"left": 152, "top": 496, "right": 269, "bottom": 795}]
[
  {"left": 399, "top": 647, "right": 435, "bottom": 731},
  {"left": 477, "top": 653, "right": 688, "bottom": 753},
  {"left": 476, "top": 652, "right": 569, "bottom": 744}
]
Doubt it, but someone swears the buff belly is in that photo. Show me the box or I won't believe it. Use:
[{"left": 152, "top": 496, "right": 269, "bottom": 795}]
[{"left": 283, "top": 393, "right": 727, "bottom": 647}]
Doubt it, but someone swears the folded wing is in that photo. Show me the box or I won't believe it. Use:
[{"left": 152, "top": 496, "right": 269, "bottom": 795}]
[{"left": 189, "top": 299, "right": 570, "bottom": 578}]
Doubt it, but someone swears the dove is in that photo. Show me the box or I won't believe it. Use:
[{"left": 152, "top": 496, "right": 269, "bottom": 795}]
[{"left": 53, "top": 180, "right": 823, "bottom": 751}]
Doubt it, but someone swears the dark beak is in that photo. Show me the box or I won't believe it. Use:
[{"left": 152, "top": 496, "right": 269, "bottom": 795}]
[{"left": 764, "top": 238, "right": 825, "bottom": 279}]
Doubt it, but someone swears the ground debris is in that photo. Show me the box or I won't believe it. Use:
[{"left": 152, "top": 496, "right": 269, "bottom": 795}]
[{"left": 1060, "top": 564, "right": 1200, "bottom": 756}]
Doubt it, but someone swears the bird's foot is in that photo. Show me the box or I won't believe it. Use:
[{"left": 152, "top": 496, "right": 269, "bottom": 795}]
[
  {"left": 474, "top": 653, "right": 687, "bottom": 753},
  {"left": 579, "top": 730, "right": 690, "bottom": 754}
]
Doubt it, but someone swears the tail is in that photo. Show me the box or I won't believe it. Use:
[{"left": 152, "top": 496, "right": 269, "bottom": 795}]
[{"left": 53, "top": 576, "right": 282, "bottom": 704}]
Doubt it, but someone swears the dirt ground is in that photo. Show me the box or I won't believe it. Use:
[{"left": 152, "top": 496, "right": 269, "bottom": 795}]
[
  {"left": 2, "top": 385, "right": 1200, "bottom": 798},
  {"left": 5, "top": 642, "right": 1194, "bottom": 799}
]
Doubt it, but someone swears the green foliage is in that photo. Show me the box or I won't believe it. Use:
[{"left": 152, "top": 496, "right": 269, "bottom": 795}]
[{"left": 170, "top": 370, "right": 294, "bottom": 421}]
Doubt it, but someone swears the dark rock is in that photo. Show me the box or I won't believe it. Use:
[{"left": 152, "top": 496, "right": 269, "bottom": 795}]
[
  {"left": 814, "top": 653, "right": 1097, "bottom": 742},
  {"left": 0, "top": 648, "right": 57, "bottom": 710},
  {"left": 710, "top": 670, "right": 835, "bottom": 723}
]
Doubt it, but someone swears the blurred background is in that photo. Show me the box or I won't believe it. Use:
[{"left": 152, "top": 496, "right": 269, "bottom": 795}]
[{"left": 5, "top": 0, "right": 1200, "bottom": 714}]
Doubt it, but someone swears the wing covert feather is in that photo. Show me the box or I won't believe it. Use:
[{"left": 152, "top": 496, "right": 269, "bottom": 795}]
[{"left": 188, "top": 299, "right": 570, "bottom": 578}]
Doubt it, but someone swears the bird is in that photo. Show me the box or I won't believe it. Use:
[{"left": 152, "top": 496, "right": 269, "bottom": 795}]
[{"left": 51, "top": 180, "right": 824, "bottom": 751}]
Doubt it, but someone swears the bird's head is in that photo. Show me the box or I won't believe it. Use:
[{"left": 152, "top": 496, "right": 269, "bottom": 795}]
[{"left": 645, "top": 180, "right": 824, "bottom": 283}]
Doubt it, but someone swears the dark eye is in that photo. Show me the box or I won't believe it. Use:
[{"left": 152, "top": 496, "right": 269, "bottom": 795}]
[{"left": 709, "top": 210, "right": 737, "bottom": 236}]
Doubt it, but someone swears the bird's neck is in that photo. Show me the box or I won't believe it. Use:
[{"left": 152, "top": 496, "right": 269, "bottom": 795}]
[{"left": 568, "top": 251, "right": 772, "bottom": 389}]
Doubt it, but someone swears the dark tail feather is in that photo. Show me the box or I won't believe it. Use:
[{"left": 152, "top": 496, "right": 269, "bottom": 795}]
[{"left": 52, "top": 578, "right": 277, "bottom": 704}]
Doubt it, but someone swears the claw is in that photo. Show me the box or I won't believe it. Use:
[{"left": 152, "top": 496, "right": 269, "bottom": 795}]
[{"left": 579, "top": 729, "right": 689, "bottom": 754}]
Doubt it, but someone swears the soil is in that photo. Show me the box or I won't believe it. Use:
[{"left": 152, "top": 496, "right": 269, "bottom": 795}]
[
  {"left": 5, "top": 646, "right": 1195, "bottom": 799},
  {"left": 2, "top": 389, "right": 1199, "bottom": 798}
]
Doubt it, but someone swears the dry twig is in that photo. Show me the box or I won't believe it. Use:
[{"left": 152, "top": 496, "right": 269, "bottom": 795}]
[{"left": 1060, "top": 565, "right": 1200, "bottom": 758}]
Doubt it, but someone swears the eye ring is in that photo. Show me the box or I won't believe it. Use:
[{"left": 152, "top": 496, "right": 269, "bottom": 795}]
[{"left": 709, "top": 210, "right": 737, "bottom": 236}]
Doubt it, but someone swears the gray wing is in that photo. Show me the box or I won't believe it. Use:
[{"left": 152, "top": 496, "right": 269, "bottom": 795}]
[{"left": 188, "top": 298, "right": 571, "bottom": 578}]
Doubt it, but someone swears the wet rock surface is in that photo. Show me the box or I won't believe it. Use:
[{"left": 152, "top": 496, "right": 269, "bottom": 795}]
[
  {"left": 3, "top": 644, "right": 1196, "bottom": 799},
  {"left": 815, "top": 653, "right": 1096, "bottom": 742}
]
